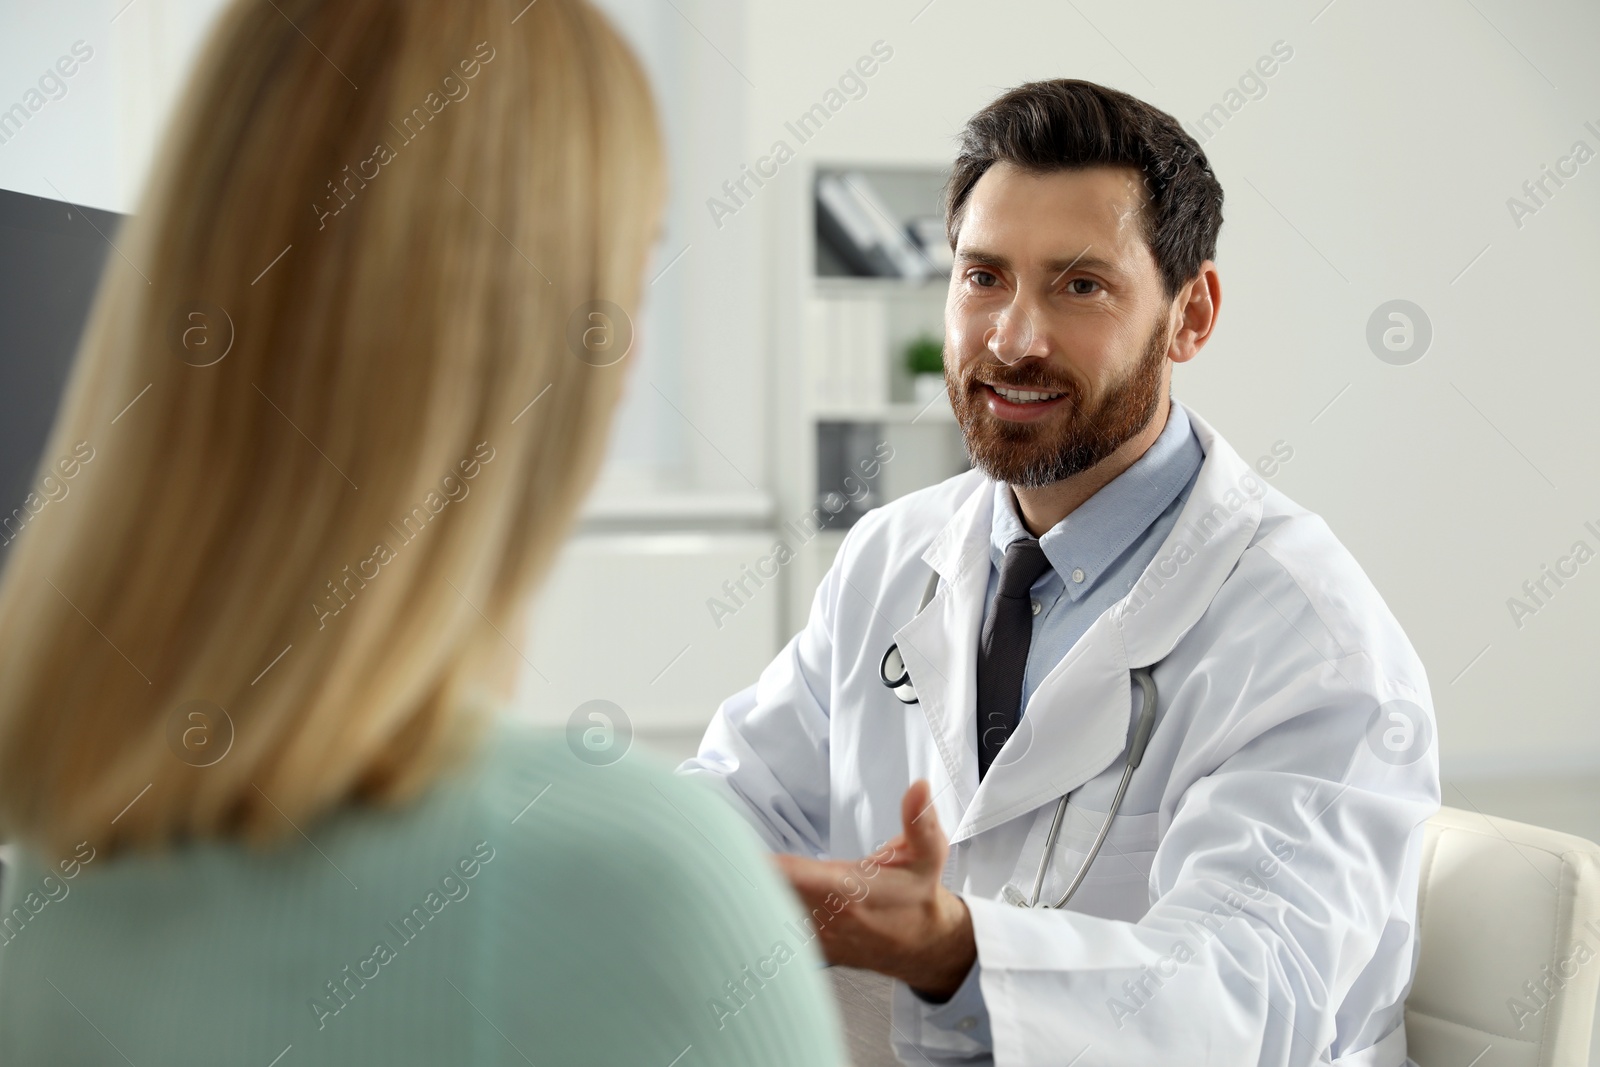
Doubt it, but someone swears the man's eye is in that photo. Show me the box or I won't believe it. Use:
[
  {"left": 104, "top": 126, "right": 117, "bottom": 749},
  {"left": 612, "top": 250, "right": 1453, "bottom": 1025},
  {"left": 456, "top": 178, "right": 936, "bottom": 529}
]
[
  {"left": 1069, "top": 278, "right": 1100, "bottom": 295},
  {"left": 969, "top": 270, "right": 998, "bottom": 287}
]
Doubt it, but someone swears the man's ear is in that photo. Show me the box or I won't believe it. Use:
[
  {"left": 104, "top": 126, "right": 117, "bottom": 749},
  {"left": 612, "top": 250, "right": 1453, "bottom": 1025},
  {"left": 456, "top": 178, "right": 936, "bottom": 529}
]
[{"left": 1170, "top": 261, "right": 1221, "bottom": 364}]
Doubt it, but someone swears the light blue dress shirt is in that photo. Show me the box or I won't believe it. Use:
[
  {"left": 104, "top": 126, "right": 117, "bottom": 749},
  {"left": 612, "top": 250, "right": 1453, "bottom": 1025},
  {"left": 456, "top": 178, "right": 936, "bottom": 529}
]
[
  {"left": 986, "top": 400, "right": 1204, "bottom": 719},
  {"left": 917, "top": 400, "right": 1206, "bottom": 1043}
]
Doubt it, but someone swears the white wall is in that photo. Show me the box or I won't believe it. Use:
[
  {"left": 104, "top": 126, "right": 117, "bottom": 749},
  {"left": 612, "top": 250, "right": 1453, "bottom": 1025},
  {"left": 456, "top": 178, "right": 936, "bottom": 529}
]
[
  {"left": 740, "top": 0, "right": 1600, "bottom": 777},
  {"left": 587, "top": 0, "right": 769, "bottom": 500},
  {"left": 0, "top": 0, "right": 229, "bottom": 212},
  {"left": 0, "top": 2, "right": 119, "bottom": 210},
  {"left": 516, "top": 533, "right": 781, "bottom": 733}
]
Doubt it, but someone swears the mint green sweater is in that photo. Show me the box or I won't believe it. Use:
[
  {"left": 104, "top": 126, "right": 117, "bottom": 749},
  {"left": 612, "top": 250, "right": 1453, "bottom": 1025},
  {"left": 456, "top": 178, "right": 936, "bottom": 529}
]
[{"left": 0, "top": 720, "right": 845, "bottom": 1065}]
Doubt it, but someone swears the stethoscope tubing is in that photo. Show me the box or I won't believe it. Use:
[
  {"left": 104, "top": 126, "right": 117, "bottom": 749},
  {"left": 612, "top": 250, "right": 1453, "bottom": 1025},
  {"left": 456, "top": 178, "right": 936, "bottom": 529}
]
[{"left": 1029, "top": 665, "right": 1157, "bottom": 909}]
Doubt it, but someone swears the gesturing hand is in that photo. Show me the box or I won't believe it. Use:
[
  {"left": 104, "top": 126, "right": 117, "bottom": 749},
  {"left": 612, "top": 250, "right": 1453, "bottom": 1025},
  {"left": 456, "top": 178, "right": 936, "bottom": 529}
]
[{"left": 775, "top": 780, "right": 976, "bottom": 1001}]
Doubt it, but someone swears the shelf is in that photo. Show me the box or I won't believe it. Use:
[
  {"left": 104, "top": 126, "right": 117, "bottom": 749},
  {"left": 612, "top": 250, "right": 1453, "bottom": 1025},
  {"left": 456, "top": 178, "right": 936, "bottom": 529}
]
[
  {"left": 783, "top": 160, "right": 967, "bottom": 633},
  {"left": 812, "top": 275, "right": 948, "bottom": 295},
  {"left": 578, "top": 487, "right": 775, "bottom": 528},
  {"left": 813, "top": 165, "right": 952, "bottom": 281}
]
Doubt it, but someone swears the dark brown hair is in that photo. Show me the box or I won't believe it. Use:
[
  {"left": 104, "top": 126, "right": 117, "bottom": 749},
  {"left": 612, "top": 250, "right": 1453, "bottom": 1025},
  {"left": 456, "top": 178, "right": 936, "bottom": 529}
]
[{"left": 944, "top": 79, "right": 1223, "bottom": 301}]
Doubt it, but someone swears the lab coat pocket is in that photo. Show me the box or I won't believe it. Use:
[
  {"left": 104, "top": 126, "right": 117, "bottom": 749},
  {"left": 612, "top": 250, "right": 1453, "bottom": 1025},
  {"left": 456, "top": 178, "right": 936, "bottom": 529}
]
[{"left": 1024, "top": 801, "right": 1161, "bottom": 921}]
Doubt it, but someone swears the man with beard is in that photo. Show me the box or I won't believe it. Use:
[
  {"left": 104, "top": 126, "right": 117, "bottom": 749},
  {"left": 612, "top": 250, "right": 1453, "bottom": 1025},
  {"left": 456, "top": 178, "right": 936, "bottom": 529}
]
[{"left": 681, "top": 79, "right": 1436, "bottom": 1067}]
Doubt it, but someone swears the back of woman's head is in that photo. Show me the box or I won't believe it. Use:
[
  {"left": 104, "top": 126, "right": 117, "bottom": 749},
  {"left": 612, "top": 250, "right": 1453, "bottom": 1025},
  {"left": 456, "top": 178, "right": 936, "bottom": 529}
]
[{"left": 0, "top": 0, "right": 664, "bottom": 854}]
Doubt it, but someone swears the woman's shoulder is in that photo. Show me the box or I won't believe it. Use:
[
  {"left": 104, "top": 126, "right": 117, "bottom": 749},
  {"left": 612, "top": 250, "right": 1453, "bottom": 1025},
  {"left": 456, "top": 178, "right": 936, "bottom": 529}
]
[
  {"left": 457, "top": 714, "right": 768, "bottom": 876},
  {"left": 407, "top": 721, "right": 844, "bottom": 1067},
  {"left": 464, "top": 714, "right": 707, "bottom": 821}
]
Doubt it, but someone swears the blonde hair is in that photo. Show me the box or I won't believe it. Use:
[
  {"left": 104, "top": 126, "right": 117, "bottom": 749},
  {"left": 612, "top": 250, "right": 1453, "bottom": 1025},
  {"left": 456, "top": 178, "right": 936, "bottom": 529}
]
[{"left": 0, "top": 0, "right": 664, "bottom": 854}]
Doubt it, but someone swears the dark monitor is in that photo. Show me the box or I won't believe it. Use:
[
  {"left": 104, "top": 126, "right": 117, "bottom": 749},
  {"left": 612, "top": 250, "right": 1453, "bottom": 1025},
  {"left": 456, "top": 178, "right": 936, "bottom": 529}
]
[{"left": 0, "top": 187, "right": 123, "bottom": 561}]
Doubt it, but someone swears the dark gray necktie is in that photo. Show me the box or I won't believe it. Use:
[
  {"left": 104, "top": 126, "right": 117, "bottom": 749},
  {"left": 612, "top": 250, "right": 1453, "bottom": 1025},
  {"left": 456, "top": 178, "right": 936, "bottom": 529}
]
[{"left": 976, "top": 538, "right": 1053, "bottom": 780}]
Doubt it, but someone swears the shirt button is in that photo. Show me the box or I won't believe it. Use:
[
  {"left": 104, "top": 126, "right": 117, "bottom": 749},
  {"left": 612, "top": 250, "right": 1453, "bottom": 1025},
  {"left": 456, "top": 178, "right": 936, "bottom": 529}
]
[
  {"left": 1071, "top": 567, "right": 1085, "bottom": 583},
  {"left": 956, "top": 1016, "right": 979, "bottom": 1032},
  {"left": 1030, "top": 598, "right": 1041, "bottom": 615}
]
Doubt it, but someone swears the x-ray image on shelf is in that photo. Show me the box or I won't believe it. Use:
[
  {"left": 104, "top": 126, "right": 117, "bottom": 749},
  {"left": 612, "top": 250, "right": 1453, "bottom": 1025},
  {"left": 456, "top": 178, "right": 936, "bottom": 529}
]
[{"left": 815, "top": 171, "right": 935, "bottom": 281}]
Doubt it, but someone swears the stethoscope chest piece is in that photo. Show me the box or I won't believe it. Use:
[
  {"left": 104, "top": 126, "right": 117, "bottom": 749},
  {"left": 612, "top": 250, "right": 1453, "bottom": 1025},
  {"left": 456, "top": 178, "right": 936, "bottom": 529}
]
[
  {"left": 878, "top": 569, "right": 942, "bottom": 706},
  {"left": 879, "top": 643, "right": 919, "bottom": 704}
]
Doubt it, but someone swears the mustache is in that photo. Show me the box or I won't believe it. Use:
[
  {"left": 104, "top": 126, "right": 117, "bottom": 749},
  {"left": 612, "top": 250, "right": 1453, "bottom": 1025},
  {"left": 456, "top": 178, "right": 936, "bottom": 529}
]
[{"left": 964, "top": 366, "right": 1081, "bottom": 394}]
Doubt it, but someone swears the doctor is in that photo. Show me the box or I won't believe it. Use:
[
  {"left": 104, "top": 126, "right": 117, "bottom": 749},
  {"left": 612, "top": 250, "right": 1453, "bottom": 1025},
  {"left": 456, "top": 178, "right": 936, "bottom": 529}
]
[{"left": 680, "top": 78, "right": 1439, "bottom": 1067}]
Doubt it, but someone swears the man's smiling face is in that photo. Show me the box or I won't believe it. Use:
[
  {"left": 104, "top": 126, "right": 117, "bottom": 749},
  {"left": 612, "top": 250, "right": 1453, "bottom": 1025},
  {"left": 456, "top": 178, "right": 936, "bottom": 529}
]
[{"left": 944, "top": 161, "right": 1178, "bottom": 488}]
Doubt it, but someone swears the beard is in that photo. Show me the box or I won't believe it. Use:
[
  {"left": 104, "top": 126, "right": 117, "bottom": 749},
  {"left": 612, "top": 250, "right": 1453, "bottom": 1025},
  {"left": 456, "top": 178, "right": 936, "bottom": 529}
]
[{"left": 949, "top": 315, "right": 1170, "bottom": 489}]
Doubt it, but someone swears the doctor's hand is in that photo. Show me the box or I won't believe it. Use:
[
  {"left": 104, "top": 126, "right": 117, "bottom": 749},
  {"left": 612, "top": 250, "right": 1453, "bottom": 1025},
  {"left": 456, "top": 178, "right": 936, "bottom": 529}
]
[{"left": 774, "top": 780, "right": 977, "bottom": 1002}]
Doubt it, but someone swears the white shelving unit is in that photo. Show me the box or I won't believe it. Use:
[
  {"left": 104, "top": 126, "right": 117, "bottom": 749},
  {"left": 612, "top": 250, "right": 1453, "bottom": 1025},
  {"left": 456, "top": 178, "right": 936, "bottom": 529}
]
[{"left": 772, "top": 162, "right": 971, "bottom": 635}]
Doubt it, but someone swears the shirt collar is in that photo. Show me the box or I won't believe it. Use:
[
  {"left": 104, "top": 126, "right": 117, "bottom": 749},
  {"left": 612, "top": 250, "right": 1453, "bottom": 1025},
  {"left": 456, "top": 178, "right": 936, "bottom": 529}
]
[{"left": 988, "top": 400, "right": 1203, "bottom": 602}]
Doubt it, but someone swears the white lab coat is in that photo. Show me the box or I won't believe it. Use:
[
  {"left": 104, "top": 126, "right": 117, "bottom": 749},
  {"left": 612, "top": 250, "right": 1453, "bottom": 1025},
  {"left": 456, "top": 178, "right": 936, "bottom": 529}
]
[{"left": 680, "top": 403, "right": 1440, "bottom": 1067}]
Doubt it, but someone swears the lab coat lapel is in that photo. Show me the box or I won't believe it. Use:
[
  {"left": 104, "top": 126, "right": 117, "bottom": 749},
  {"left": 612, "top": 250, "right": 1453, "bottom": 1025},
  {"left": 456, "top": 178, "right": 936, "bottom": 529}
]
[
  {"left": 951, "top": 401, "right": 1267, "bottom": 842},
  {"left": 951, "top": 613, "right": 1131, "bottom": 842},
  {"left": 1118, "top": 404, "right": 1265, "bottom": 669},
  {"left": 890, "top": 474, "right": 993, "bottom": 818}
]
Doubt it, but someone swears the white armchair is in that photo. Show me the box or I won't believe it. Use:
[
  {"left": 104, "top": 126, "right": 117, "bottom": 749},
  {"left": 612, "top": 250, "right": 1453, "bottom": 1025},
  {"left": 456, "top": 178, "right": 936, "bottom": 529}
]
[{"left": 1406, "top": 806, "right": 1600, "bottom": 1067}]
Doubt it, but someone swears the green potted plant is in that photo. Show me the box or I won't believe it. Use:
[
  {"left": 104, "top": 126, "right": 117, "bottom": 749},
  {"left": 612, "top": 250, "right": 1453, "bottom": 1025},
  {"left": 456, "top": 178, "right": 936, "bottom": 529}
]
[{"left": 905, "top": 333, "right": 945, "bottom": 406}]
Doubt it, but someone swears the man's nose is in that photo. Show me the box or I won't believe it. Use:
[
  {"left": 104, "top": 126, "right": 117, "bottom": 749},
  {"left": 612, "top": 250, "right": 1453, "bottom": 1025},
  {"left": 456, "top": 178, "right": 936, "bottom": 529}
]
[{"left": 983, "top": 298, "right": 1050, "bottom": 365}]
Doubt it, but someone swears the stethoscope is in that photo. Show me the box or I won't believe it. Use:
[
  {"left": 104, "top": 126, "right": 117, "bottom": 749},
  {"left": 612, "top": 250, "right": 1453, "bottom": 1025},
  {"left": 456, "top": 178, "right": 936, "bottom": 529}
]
[{"left": 878, "top": 570, "right": 1160, "bottom": 909}]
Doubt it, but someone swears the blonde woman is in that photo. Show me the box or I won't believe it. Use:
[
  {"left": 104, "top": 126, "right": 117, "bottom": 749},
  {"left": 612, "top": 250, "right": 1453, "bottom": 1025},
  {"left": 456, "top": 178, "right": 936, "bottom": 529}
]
[{"left": 0, "top": 2, "right": 845, "bottom": 1064}]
